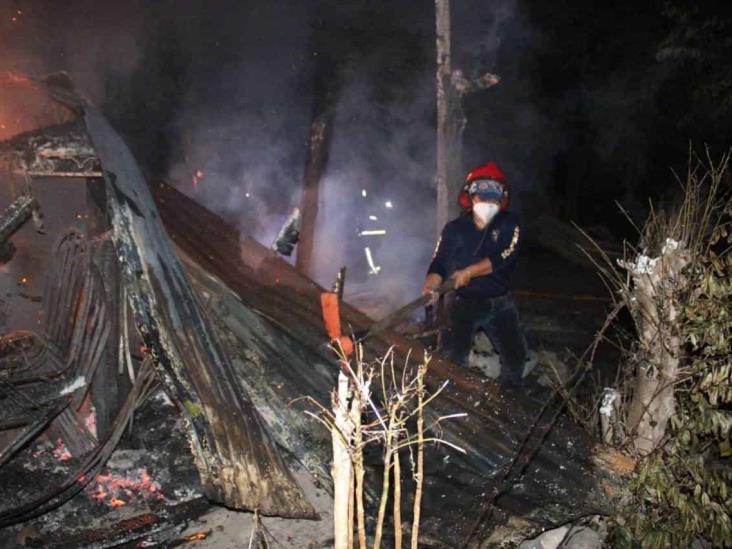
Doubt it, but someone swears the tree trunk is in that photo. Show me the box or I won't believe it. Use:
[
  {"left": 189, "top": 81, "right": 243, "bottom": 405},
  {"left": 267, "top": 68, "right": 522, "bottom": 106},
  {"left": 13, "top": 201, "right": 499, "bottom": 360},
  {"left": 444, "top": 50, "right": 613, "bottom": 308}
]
[{"left": 623, "top": 248, "right": 687, "bottom": 455}]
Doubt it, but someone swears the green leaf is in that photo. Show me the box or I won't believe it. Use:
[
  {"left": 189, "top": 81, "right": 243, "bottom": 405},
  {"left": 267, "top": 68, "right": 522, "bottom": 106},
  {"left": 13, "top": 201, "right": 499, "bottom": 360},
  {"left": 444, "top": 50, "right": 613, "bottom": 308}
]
[{"left": 720, "top": 438, "right": 732, "bottom": 457}]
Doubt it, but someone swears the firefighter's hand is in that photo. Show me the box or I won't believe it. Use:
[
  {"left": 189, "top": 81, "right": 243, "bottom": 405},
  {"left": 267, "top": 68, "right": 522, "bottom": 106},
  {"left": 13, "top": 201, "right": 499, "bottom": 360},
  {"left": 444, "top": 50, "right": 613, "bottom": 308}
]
[
  {"left": 423, "top": 273, "right": 442, "bottom": 306},
  {"left": 452, "top": 268, "right": 472, "bottom": 289}
]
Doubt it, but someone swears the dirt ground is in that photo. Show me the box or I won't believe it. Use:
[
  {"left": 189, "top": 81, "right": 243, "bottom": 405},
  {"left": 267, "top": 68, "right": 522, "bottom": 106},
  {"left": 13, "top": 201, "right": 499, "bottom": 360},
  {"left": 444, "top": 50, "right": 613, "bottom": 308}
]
[{"left": 177, "top": 467, "right": 335, "bottom": 548}]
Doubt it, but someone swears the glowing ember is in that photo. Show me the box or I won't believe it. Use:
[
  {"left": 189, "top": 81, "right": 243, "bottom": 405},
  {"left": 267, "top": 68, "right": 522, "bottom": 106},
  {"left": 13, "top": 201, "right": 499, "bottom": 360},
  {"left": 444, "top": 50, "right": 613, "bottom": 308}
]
[
  {"left": 184, "top": 531, "right": 211, "bottom": 541},
  {"left": 192, "top": 169, "right": 205, "bottom": 187},
  {"left": 88, "top": 467, "right": 163, "bottom": 508},
  {"left": 19, "top": 276, "right": 28, "bottom": 286},
  {"left": 53, "top": 438, "right": 72, "bottom": 461}
]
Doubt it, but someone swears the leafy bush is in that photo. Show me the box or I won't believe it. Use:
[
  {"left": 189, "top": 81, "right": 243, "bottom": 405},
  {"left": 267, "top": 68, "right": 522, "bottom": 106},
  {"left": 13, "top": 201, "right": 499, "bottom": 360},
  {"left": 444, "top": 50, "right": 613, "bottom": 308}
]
[{"left": 609, "top": 156, "right": 732, "bottom": 547}]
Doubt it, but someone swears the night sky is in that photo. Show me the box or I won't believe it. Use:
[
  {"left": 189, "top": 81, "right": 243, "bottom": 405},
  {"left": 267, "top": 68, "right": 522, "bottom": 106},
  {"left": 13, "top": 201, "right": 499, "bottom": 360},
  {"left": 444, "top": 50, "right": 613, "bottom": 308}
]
[{"left": 1, "top": 0, "right": 730, "bottom": 294}]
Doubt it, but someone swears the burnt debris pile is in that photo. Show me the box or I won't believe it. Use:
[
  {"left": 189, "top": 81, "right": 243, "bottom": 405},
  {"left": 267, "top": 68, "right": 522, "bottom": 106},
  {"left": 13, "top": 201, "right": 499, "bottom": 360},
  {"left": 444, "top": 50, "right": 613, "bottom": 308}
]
[{"left": 0, "top": 75, "right": 609, "bottom": 547}]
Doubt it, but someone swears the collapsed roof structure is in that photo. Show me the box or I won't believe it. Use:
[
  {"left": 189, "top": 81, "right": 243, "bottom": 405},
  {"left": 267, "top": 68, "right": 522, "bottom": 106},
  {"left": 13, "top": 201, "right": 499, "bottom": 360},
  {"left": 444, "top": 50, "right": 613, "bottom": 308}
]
[{"left": 0, "top": 74, "right": 610, "bottom": 546}]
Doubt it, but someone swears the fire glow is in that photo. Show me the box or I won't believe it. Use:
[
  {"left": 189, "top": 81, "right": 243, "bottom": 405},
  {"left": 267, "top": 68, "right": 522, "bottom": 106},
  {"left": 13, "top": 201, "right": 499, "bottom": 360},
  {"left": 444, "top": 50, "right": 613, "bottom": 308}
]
[
  {"left": 192, "top": 169, "right": 205, "bottom": 187},
  {"left": 88, "top": 467, "right": 163, "bottom": 508}
]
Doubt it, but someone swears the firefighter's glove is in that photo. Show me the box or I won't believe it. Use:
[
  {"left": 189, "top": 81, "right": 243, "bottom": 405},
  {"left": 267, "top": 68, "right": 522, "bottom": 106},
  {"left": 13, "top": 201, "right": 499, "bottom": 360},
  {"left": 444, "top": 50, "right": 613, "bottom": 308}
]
[{"left": 452, "top": 268, "right": 472, "bottom": 289}]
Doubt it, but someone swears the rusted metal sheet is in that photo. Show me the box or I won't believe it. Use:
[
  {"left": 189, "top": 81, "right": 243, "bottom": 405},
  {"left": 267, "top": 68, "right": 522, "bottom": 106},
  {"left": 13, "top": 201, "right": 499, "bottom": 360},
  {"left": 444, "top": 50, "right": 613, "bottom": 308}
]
[
  {"left": 0, "top": 76, "right": 315, "bottom": 518},
  {"left": 79, "top": 104, "right": 315, "bottom": 518},
  {"left": 151, "top": 179, "right": 611, "bottom": 543}
]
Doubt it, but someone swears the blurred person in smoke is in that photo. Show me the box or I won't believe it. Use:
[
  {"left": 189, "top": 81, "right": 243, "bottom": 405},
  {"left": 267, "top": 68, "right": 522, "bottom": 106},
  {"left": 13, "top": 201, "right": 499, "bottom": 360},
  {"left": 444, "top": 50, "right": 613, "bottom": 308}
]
[
  {"left": 423, "top": 161, "right": 527, "bottom": 391},
  {"left": 350, "top": 177, "right": 394, "bottom": 283}
]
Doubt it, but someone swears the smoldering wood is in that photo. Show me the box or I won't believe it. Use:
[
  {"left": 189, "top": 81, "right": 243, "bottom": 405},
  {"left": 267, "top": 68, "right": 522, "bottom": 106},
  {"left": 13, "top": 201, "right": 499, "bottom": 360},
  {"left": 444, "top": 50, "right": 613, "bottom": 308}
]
[
  {"left": 0, "top": 399, "right": 68, "bottom": 468},
  {"left": 0, "top": 361, "right": 157, "bottom": 527}
]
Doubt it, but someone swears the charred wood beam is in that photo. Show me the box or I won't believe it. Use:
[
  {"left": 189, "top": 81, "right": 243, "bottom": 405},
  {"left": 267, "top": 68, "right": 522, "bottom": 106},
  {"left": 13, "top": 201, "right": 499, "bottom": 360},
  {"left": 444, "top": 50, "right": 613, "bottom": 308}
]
[{"left": 0, "top": 194, "right": 43, "bottom": 255}]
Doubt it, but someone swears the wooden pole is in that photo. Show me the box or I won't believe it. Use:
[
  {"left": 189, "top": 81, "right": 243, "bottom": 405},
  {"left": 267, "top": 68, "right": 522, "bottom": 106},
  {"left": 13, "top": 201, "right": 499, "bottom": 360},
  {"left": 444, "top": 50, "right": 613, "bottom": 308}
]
[
  {"left": 435, "top": 0, "right": 452, "bottom": 236},
  {"left": 296, "top": 115, "right": 332, "bottom": 277},
  {"left": 435, "top": 0, "right": 500, "bottom": 235}
]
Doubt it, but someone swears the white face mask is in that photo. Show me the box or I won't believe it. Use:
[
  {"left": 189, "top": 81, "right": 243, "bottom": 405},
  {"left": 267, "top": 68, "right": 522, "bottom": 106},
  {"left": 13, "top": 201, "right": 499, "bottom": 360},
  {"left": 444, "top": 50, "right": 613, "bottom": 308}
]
[{"left": 472, "top": 202, "right": 500, "bottom": 226}]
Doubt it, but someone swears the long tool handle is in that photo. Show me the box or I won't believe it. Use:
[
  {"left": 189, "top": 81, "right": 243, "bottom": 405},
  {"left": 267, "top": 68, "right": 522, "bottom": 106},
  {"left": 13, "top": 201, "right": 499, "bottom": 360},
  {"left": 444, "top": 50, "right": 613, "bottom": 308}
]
[{"left": 357, "top": 278, "right": 455, "bottom": 343}]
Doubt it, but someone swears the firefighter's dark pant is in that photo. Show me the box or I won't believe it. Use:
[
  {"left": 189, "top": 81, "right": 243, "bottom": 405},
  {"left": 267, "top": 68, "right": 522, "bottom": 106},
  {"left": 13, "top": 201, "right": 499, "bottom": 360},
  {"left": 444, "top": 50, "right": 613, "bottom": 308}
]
[{"left": 439, "top": 293, "right": 527, "bottom": 390}]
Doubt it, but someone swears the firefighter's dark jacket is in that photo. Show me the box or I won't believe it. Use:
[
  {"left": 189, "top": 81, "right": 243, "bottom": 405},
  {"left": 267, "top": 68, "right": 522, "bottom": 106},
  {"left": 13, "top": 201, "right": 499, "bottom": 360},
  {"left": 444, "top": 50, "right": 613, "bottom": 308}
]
[{"left": 427, "top": 210, "right": 521, "bottom": 299}]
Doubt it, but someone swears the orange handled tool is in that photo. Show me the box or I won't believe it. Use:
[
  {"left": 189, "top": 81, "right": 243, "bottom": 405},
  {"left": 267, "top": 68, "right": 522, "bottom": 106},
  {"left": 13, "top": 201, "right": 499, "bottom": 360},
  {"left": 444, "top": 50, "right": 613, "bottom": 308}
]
[{"left": 320, "top": 291, "right": 354, "bottom": 356}]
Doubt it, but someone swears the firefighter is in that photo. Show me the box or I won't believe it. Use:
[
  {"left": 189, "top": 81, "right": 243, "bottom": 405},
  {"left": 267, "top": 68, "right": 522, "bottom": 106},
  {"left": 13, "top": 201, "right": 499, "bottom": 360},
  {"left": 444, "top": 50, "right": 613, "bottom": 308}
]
[
  {"left": 351, "top": 179, "right": 392, "bottom": 282},
  {"left": 423, "top": 161, "right": 527, "bottom": 391}
]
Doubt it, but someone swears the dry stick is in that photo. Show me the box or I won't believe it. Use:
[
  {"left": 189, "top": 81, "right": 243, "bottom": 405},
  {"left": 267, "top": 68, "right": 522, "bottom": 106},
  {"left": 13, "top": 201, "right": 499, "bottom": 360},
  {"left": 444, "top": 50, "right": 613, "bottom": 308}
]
[
  {"left": 351, "top": 357, "right": 368, "bottom": 549},
  {"left": 461, "top": 301, "right": 625, "bottom": 547},
  {"left": 411, "top": 363, "right": 427, "bottom": 549},
  {"left": 348, "top": 466, "right": 355, "bottom": 549},
  {"left": 373, "top": 410, "right": 395, "bottom": 549},
  {"left": 393, "top": 434, "right": 403, "bottom": 549}
]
